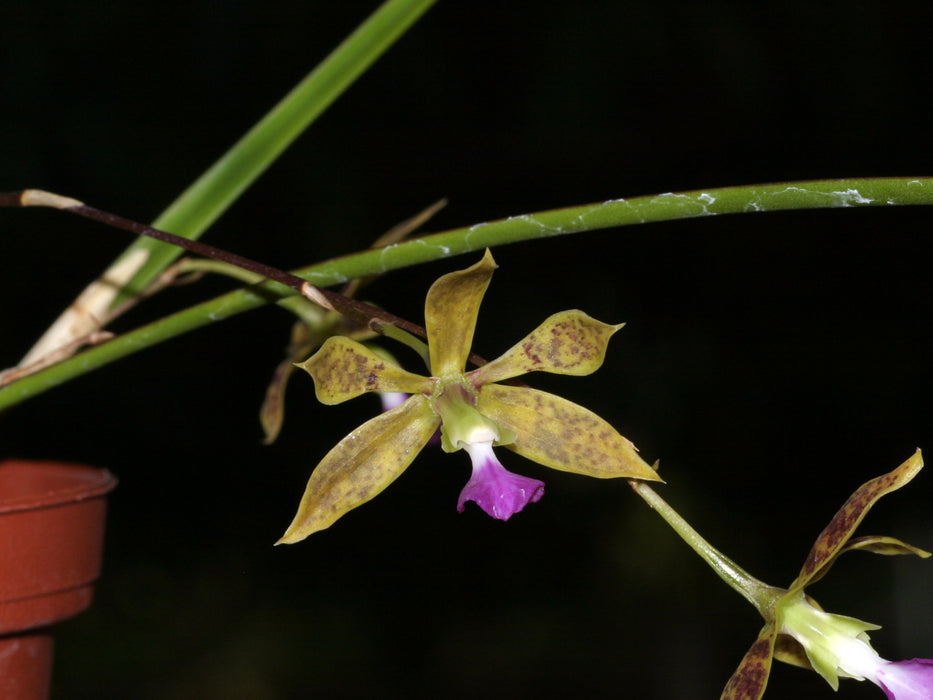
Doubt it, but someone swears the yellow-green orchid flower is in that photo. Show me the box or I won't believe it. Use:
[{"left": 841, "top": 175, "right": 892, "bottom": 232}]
[
  {"left": 722, "top": 450, "right": 932, "bottom": 699},
  {"left": 278, "top": 250, "right": 660, "bottom": 543}
]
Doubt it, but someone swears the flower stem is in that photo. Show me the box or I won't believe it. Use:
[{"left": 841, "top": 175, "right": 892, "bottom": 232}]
[
  {"left": 3, "top": 177, "right": 933, "bottom": 412},
  {"left": 628, "top": 479, "right": 782, "bottom": 616},
  {"left": 175, "top": 258, "right": 328, "bottom": 328}
]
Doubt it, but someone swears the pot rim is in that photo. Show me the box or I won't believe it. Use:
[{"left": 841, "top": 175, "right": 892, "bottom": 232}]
[{"left": 0, "top": 460, "right": 117, "bottom": 515}]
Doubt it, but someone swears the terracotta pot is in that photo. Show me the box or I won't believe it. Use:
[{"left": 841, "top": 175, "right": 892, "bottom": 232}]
[{"left": 0, "top": 460, "right": 117, "bottom": 700}]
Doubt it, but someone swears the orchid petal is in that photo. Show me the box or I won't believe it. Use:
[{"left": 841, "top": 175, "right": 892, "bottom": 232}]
[
  {"left": 803, "top": 535, "right": 932, "bottom": 588},
  {"left": 792, "top": 449, "right": 923, "bottom": 590},
  {"left": 424, "top": 249, "right": 497, "bottom": 377},
  {"left": 277, "top": 394, "right": 439, "bottom": 543},
  {"left": 476, "top": 383, "right": 660, "bottom": 481},
  {"left": 876, "top": 658, "right": 933, "bottom": 700},
  {"left": 721, "top": 622, "right": 778, "bottom": 700},
  {"left": 468, "top": 310, "right": 624, "bottom": 386},
  {"left": 839, "top": 535, "right": 932, "bottom": 559},
  {"left": 296, "top": 336, "right": 434, "bottom": 405},
  {"left": 261, "top": 321, "right": 315, "bottom": 444},
  {"left": 457, "top": 441, "right": 545, "bottom": 520}
]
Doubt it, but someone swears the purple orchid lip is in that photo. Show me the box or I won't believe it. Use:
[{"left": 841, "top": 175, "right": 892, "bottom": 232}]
[
  {"left": 875, "top": 658, "right": 933, "bottom": 700},
  {"left": 457, "top": 441, "right": 545, "bottom": 521}
]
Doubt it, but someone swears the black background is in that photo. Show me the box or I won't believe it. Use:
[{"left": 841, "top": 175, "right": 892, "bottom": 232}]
[{"left": 3, "top": 2, "right": 933, "bottom": 698}]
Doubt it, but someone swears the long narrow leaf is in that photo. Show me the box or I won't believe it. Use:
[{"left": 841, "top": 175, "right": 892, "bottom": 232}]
[{"left": 22, "top": 0, "right": 437, "bottom": 364}]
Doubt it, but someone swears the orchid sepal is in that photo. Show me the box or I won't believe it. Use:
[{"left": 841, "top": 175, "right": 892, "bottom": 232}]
[
  {"left": 277, "top": 394, "right": 439, "bottom": 543},
  {"left": 468, "top": 310, "right": 624, "bottom": 386},
  {"left": 476, "top": 383, "right": 660, "bottom": 481},
  {"left": 424, "top": 249, "right": 496, "bottom": 378},
  {"left": 721, "top": 622, "right": 778, "bottom": 700},
  {"left": 297, "top": 335, "right": 435, "bottom": 404},
  {"left": 791, "top": 449, "right": 925, "bottom": 590}
]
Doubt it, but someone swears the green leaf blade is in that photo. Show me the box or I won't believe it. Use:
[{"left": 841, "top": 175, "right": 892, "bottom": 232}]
[{"left": 109, "top": 0, "right": 440, "bottom": 306}]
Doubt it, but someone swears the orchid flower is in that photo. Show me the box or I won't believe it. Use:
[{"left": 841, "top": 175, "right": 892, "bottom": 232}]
[
  {"left": 277, "top": 250, "right": 659, "bottom": 543},
  {"left": 773, "top": 594, "right": 933, "bottom": 699},
  {"left": 722, "top": 450, "right": 933, "bottom": 699}
]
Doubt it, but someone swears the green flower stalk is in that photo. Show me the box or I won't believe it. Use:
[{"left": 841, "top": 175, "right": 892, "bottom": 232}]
[{"left": 277, "top": 250, "right": 660, "bottom": 543}]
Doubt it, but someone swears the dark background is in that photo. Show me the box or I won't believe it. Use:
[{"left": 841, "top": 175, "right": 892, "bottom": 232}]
[{"left": 3, "top": 2, "right": 933, "bottom": 698}]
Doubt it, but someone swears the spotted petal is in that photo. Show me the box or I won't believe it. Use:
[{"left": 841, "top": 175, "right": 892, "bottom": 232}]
[
  {"left": 468, "top": 310, "right": 624, "bottom": 386},
  {"left": 296, "top": 336, "right": 434, "bottom": 405},
  {"left": 261, "top": 321, "right": 315, "bottom": 444},
  {"left": 277, "top": 394, "right": 440, "bottom": 543},
  {"left": 838, "top": 535, "right": 931, "bottom": 559},
  {"left": 476, "top": 383, "right": 660, "bottom": 481},
  {"left": 721, "top": 622, "right": 779, "bottom": 700},
  {"left": 424, "top": 249, "right": 497, "bottom": 377},
  {"left": 803, "top": 535, "right": 932, "bottom": 588},
  {"left": 791, "top": 449, "right": 923, "bottom": 590}
]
